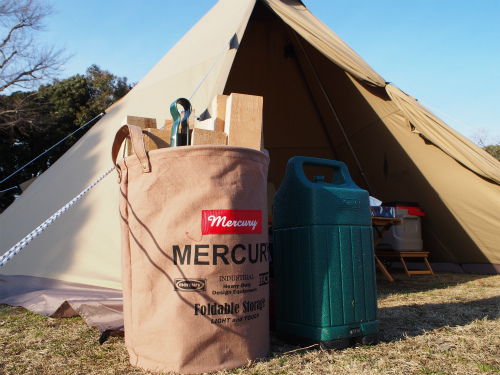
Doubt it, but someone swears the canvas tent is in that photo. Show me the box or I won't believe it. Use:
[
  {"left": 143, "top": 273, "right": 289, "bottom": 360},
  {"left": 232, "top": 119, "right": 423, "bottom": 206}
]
[{"left": 1, "top": 0, "right": 500, "bottom": 331}]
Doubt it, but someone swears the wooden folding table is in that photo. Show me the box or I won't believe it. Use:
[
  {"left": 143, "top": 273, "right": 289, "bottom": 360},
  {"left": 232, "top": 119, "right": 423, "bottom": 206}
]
[
  {"left": 374, "top": 250, "right": 434, "bottom": 280},
  {"left": 372, "top": 217, "right": 434, "bottom": 282},
  {"left": 372, "top": 217, "right": 401, "bottom": 282}
]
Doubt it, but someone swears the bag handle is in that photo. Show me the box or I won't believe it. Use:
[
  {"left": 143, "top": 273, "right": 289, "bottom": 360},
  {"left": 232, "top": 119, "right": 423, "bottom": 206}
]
[{"left": 111, "top": 124, "right": 151, "bottom": 173}]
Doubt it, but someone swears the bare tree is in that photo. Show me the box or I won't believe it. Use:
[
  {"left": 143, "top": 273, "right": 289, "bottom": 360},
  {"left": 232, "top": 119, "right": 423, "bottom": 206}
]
[
  {"left": 0, "top": 0, "right": 67, "bottom": 93},
  {"left": 469, "top": 128, "right": 500, "bottom": 148},
  {"left": 0, "top": 0, "right": 68, "bottom": 133},
  {"left": 468, "top": 128, "right": 500, "bottom": 161}
]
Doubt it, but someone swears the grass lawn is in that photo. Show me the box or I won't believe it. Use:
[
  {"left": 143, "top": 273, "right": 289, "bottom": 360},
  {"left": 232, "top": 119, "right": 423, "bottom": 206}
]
[{"left": 1, "top": 271, "right": 499, "bottom": 374}]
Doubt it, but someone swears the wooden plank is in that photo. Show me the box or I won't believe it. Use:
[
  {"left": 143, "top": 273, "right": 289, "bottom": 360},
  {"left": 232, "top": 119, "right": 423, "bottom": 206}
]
[
  {"left": 196, "top": 118, "right": 215, "bottom": 131},
  {"left": 191, "top": 128, "right": 227, "bottom": 146},
  {"left": 125, "top": 116, "right": 157, "bottom": 129},
  {"left": 225, "top": 93, "right": 263, "bottom": 151},
  {"left": 164, "top": 119, "right": 174, "bottom": 130},
  {"left": 122, "top": 116, "right": 157, "bottom": 156},
  {"left": 406, "top": 270, "right": 434, "bottom": 275},
  {"left": 372, "top": 218, "right": 402, "bottom": 247},
  {"left": 143, "top": 128, "right": 171, "bottom": 150},
  {"left": 164, "top": 109, "right": 195, "bottom": 146},
  {"left": 165, "top": 109, "right": 195, "bottom": 129},
  {"left": 188, "top": 109, "right": 196, "bottom": 130},
  {"left": 212, "top": 94, "right": 229, "bottom": 132},
  {"left": 372, "top": 217, "right": 402, "bottom": 226}
]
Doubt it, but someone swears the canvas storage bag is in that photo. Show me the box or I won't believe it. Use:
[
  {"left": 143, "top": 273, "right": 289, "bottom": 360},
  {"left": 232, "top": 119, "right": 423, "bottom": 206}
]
[{"left": 112, "top": 124, "right": 270, "bottom": 374}]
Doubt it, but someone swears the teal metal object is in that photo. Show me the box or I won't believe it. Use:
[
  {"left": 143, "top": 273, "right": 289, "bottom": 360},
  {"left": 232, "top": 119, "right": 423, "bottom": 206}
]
[
  {"left": 273, "top": 156, "right": 378, "bottom": 348},
  {"left": 170, "top": 98, "right": 192, "bottom": 147}
]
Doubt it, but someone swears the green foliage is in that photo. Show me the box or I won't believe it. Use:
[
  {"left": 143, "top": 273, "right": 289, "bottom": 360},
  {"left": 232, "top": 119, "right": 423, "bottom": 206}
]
[
  {"left": 483, "top": 144, "right": 500, "bottom": 161},
  {"left": 0, "top": 65, "right": 132, "bottom": 211}
]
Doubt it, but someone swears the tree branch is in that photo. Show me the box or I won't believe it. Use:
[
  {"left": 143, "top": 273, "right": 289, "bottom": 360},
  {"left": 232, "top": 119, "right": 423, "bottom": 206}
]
[
  {"left": 0, "top": 20, "right": 26, "bottom": 49},
  {"left": 0, "top": 49, "right": 17, "bottom": 69},
  {"left": 0, "top": 0, "right": 65, "bottom": 93}
]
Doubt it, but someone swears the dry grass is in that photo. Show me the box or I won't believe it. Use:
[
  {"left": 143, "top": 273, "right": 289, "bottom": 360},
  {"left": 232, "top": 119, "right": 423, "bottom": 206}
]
[{"left": 1, "top": 271, "right": 499, "bottom": 374}]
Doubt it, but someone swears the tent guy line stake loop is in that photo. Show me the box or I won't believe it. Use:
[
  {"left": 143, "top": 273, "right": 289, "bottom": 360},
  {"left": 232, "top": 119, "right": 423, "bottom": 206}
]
[
  {"left": 0, "top": 166, "right": 115, "bottom": 268},
  {"left": 0, "top": 112, "right": 105, "bottom": 187}
]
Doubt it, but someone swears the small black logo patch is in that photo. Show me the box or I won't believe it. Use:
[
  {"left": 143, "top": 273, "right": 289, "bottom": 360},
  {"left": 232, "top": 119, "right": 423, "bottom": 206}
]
[
  {"left": 259, "top": 272, "right": 269, "bottom": 286},
  {"left": 174, "top": 278, "right": 206, "bottom": 292}
]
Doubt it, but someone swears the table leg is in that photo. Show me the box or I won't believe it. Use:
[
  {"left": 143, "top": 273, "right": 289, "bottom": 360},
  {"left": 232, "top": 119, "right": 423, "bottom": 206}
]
[
  {"left": 375, "top": 254, "right": 394, "bottom": 282},
  {"left": 399, "top": 256, "right": 411, "bottom": 277},
  {"left": 423, "top": 257, "right": 435, "bottom": 275}
]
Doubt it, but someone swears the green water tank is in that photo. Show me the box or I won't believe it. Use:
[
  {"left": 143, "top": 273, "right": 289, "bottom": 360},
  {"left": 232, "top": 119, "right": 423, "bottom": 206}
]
[{"left": 273, "top": 156, "right": 378, "bottom": 348}]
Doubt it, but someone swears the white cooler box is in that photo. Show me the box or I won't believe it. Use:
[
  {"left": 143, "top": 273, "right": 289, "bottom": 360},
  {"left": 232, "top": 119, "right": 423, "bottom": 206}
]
[{"left": 376, "top": 202, "right": 425, "bottom": 251}]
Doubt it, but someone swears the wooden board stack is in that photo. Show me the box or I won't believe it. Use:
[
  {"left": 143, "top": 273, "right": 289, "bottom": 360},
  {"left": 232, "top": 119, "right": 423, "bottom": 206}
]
[
  {"left": 192, "top": 93, "right": 263, "bottom": 150},
  {"left": 123, "top": 93, "right": 264, "bottom": 154}
]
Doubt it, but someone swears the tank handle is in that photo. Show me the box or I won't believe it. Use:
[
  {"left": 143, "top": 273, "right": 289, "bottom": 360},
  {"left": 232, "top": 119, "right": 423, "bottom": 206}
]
[{"left": 288, "top": 156, "right": 353, "bottom": 187}]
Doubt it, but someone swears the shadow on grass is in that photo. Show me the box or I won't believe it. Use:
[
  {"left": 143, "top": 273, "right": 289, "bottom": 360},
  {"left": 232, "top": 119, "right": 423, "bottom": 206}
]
[
  {"left": 375, "top": 271, "right": 490, "bottom": 296},
  {"left": 270, "top": 292, "right": 500, "bottom": 355},
  {"left": 378, "top": 295, "right": 500, "bottom": 342},
  {"left": 270, "top": 273, "right": 500, "bottom": 353},
  {"left": 376, "top": 272, "right": 500, "bottom": 342}
]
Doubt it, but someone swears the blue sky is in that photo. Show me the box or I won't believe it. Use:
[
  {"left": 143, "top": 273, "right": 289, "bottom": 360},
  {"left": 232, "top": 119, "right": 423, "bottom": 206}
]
[{"left": 41, "top": 0, "right": 500, "bottom": 145}]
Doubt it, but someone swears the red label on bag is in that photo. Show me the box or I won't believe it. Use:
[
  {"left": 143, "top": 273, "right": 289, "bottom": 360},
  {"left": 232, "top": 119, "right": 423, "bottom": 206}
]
[{"left": 202, "top": 210, "right": 262, "bottom": 235}]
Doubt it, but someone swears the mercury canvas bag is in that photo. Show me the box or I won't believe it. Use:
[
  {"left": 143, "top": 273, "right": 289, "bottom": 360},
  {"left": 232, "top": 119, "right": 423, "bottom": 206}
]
[{"left": 112, "top": 124, "right": 270, "bottom": 373}]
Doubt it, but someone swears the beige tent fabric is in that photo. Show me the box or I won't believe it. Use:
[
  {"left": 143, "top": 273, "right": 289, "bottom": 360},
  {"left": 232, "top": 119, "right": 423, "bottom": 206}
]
[
  {"left": 223, "top": 1, "right": 500, "bottom": 270},
  {"left": 0, "top": 0, "right": 255, "bottom": 290},
  {"left": 111, "top": 0, "right": 255, "bottom": 116},
  {"left": 262, "top": 0, "right": 386, "bottom": 87},
  {"left": 1, "top": 0, "right": 500, "bottom": 335},
  {"left": 347, "top": 76, "right": 500, "bottom": 266},
  {"left": 386, "top": 84, "right": 500, "bottom": 185},
  {"left": 0, "top": 275, "right": 124, "bottom": 332}
]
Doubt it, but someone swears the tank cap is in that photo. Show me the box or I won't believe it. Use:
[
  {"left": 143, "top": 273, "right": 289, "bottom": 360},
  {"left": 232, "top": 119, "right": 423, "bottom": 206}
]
[{"left": 313, "top": 175, "right": 325, "bottom": 183}]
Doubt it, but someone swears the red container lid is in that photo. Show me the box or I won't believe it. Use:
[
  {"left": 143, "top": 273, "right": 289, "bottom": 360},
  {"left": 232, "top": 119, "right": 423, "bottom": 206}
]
[{"left": 382, "top": 202, "right": 425, "bottom": 217}]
